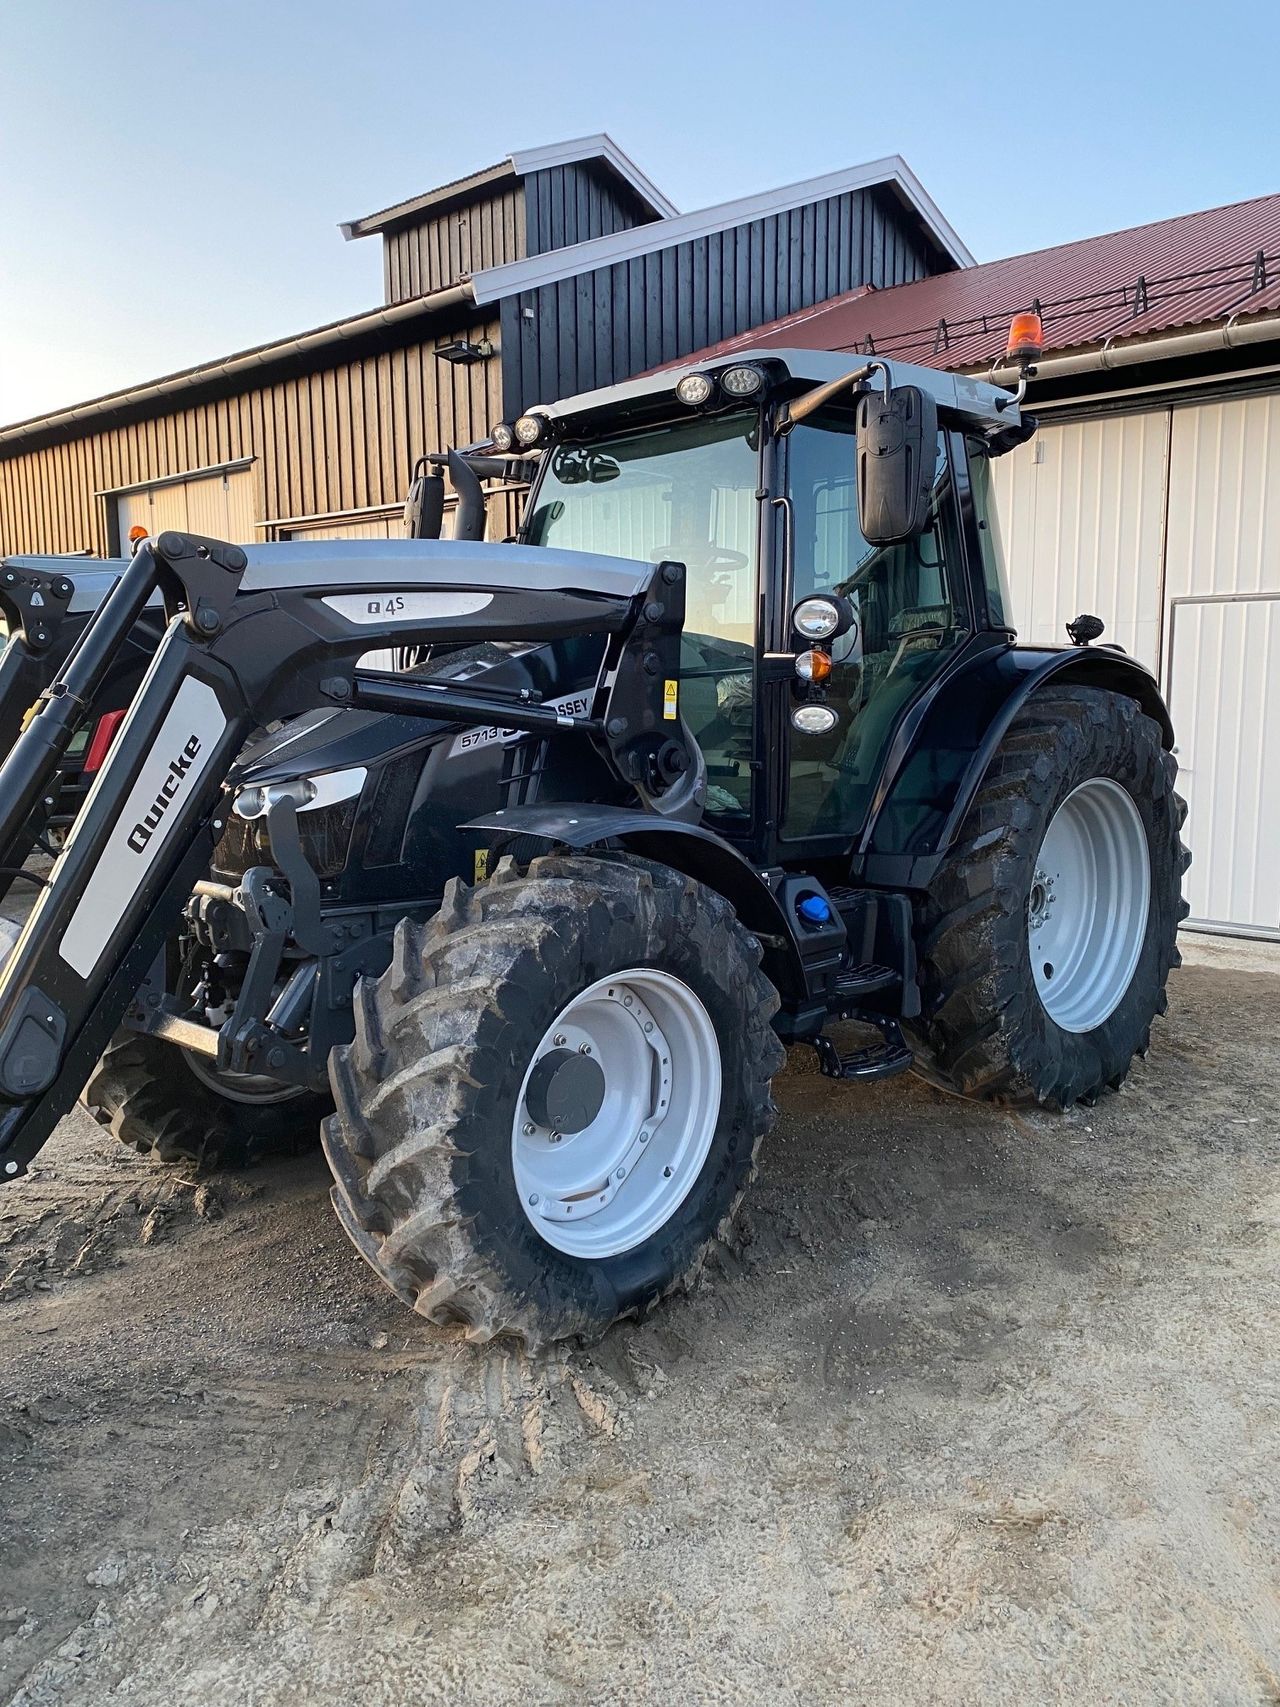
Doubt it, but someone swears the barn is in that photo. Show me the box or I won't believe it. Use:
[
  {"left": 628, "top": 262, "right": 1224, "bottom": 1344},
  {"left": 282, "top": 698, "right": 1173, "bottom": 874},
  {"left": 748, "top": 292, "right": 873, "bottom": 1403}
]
[{"left": 0, "top": 136, "right": 964, "bottom": 552}]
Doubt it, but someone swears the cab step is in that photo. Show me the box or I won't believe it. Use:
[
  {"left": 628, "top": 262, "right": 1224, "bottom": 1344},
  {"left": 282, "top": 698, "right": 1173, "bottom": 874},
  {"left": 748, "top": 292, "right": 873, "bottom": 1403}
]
[
  {"left": 811, "top": 1016, "right": 914, "bottom": 1083},
  {"left": 832, "top": 962, "right": 901, "bottom": 1000}
]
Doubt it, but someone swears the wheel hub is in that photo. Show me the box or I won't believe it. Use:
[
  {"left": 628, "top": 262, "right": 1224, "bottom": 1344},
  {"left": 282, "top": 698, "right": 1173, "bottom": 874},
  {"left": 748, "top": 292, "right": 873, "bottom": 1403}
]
[
  {"left": 523, "top": 1048, "right": 606, "bottom": 1135},
  {"left": 511, "top": 969, "right": 722, "bottom": 1259}
]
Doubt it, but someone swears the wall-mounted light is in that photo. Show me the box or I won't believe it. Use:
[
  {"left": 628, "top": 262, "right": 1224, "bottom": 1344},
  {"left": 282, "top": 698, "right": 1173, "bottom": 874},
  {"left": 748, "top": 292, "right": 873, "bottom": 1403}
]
[{"left": 433, "top": 339, "right": 494, "bottom": 366}]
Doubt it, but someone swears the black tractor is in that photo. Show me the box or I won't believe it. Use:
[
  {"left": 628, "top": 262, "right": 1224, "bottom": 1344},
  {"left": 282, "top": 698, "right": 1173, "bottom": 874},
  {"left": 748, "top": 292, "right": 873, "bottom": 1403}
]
[{"left": 0, "top": 345, "right": 1188, "bottom": 1347}]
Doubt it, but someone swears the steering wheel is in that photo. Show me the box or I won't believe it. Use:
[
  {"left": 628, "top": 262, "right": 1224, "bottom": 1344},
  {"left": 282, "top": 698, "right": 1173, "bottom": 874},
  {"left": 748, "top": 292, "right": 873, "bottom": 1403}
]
[{"left": 649, "top": 545, "right": 749, "bottom": 572}]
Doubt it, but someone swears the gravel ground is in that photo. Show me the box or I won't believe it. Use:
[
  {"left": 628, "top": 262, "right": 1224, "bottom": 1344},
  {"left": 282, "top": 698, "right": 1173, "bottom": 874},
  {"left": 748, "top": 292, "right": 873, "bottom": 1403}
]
[{"left": 2, "top": 957, "right": 1279, "bottom": 1706}]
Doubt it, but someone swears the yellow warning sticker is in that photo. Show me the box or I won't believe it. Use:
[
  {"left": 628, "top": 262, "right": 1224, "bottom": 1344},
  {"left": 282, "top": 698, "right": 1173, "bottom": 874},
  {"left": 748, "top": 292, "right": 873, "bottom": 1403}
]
[
  {"left": 663, "top": 679, "right": 678, "bottom": 722},
  {"left": 473, "top": 847, "right": 490, "bottom": 883}
]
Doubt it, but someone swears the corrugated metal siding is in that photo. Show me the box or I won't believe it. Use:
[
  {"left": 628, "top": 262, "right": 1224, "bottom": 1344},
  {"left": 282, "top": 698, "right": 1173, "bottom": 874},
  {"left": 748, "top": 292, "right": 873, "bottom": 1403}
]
[
  {"left": 383, "top": 189, "right": 526, "bottom": 302},
  {"left": 501, "top": 185, "right": 936, "bottom": 412},
  {"left": 1168, "top": 594, "right": 1280, "bottom": 935},
  {"left": 991, "top": 412, "right": 1170, "bottom": 667},
  {"left": 523, "top": 163, "right": 656, "bottom": 258},
  {"left": 0, "top": 318, "right": 503, "bottom": 557},
  {"left": 1164, "top": 393, "right": 1280, "bottom": 602}
]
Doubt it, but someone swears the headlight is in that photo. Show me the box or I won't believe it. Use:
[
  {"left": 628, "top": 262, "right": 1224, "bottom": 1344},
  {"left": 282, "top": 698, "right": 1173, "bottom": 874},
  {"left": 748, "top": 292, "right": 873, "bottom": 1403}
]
[
  {"left": 792, "top": 597, "right": 842, "bottom": 641},
  {"left": 675, "top": 372, "right": 715, "bottom": 406},
  {"left": 232, "top": 768, "right": 364, "bottom": 821}
]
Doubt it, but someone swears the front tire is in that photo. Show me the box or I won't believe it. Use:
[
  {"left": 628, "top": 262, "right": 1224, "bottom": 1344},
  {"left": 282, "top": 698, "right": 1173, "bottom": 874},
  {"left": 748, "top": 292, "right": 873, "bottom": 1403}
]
[
  {"left": 322, "top": 854, "right": 783, "bottom": 1349},
  {"left": 910, "top": 686, "right": 1190, "bottom": 1107},
  {"left": 83, "top": 1032, "right": 328, "bottom": 1167}
]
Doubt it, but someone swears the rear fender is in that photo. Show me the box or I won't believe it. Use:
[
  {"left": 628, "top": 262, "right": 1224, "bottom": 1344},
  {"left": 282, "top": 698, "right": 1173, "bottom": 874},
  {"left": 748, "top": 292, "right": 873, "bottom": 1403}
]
[
  {"left": 857, "top": 645, "right": 1174, "bottom": 884},
  {"left": 463, "top": 803, "right": 809, "bottom": 1005}
]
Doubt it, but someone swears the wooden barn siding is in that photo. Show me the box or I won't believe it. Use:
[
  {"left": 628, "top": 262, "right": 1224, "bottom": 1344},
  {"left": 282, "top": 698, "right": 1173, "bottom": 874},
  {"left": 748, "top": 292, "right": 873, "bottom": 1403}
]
[
  {"left": 502, "top": 185, "right": 940, "bottom": 411},
  {"left": 0, "top": 318, "right": 504, "bottom": 556},
  {"left": 383, "top": 186, "right": 526, "bottom": 302},
  {"left": 523, "top": 163, "right": 656, "bottom": 257}
]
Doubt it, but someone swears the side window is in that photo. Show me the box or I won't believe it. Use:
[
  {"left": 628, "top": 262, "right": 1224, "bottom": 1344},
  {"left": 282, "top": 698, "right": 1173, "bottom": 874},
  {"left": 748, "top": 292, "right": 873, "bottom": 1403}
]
[
  {"left": 783, "top": 415, "right": 966, "bottom": 841},
  {"left": 967, "top": 441, "right": 1012, "bottom": 629}
]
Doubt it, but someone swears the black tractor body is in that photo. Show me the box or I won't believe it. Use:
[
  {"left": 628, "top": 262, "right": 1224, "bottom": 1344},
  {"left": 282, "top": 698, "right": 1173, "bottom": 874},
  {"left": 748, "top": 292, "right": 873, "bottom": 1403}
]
[{"left": 0, "top": 347, "right": 1187, "bottom": 1347}]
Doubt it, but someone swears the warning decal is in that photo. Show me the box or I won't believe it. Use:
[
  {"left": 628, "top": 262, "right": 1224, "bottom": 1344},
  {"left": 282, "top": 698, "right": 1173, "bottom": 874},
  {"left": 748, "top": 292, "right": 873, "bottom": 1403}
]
[{"left": 663, "top": 680, "right": 678, "bottom": 721}]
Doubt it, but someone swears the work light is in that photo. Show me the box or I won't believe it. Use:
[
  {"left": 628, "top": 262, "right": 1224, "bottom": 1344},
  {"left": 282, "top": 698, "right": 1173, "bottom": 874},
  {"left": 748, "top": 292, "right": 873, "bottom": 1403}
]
[
  {"left": 675, "top": 372, "right": 715, "bottom": 406},
  {"left": 719, "top": 364, "right": 765, "bottom": 398},
  {"left": 514, "top": 413, "right": 549, "bottom": 449}
]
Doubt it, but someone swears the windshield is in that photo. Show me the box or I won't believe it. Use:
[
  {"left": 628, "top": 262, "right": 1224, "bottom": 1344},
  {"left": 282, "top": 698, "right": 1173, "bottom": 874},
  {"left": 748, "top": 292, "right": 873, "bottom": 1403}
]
[
  {"left": 523, "top": 413, "right": 761, "bottom": 644},
  {"left": 524, "top": 411, "right": 763, "bottom": 827}
]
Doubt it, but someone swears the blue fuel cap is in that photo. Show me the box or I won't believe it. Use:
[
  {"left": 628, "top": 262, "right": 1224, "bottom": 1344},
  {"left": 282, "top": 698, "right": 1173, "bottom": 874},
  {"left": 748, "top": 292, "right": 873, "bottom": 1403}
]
[{"left": 797, "top": 894, "right": 831, "bottom": 926}]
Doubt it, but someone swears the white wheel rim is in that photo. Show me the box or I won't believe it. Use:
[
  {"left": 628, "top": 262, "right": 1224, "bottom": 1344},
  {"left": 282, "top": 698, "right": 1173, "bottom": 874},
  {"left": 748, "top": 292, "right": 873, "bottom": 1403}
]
[
  {"left": 511, "top": 968, "right": 722, "bottom": 1259},
  {"left": 1028, "top": 777, "right": 1151, "bottom": 1034}
]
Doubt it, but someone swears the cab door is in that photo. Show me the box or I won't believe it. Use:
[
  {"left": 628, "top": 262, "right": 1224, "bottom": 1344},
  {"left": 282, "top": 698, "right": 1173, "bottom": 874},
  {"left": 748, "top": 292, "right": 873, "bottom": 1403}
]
[{"left": 778, "top": 413, "right": 969, "bottom": 850}]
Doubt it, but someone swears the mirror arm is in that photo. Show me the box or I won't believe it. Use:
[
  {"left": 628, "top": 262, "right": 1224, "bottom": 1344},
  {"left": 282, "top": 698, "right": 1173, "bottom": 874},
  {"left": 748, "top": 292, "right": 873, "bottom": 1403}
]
[{"left": 779, "top": 358, "right": 892, "bottom": 432}]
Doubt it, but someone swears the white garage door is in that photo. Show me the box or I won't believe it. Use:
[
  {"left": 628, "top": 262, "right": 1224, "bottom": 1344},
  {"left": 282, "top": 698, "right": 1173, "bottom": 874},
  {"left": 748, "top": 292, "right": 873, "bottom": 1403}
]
[
  {"left": 278, "top": 512, "right": 399, "bottom": 541},
  {"left": 991, "top": 411, "right": 1169, "bottom": 669},
  {"left": 1168, "top": 595, "right": 1280, "bottom": 938},
  {"left": 116, "top": 465, "right": 256, "bottom": 546}
]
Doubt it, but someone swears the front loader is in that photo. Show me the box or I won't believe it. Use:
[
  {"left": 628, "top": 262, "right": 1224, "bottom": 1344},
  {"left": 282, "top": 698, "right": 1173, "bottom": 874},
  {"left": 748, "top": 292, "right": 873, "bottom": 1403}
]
[{"left": 0, "top": 343, "right": 1189, "bottom": 1347}]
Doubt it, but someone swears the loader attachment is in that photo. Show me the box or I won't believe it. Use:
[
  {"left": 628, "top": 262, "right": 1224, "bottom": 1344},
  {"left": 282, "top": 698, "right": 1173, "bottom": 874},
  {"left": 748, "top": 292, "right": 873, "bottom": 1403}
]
[{"left": 0, "top": 530, "right": 693, "bottom": 1179}]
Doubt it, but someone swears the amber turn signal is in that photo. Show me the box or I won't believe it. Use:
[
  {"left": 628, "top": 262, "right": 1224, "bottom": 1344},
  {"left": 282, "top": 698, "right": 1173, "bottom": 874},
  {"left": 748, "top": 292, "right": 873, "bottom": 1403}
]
[
  {"left": 795, "top": 648, "right": 833, "bottom": 684},
  {"left": 1006, "top": 310, "right": 1044, "bottom": 363}
]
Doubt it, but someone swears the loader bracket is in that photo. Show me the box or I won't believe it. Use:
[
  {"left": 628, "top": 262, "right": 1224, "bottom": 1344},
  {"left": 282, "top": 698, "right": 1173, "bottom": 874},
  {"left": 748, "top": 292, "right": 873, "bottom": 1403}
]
[{"left": 0, "top": 566, "right": 74, "bottom": 653}]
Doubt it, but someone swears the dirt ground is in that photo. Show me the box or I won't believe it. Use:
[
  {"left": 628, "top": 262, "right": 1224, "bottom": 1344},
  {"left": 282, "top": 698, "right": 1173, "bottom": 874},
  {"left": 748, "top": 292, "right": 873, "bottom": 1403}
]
[{"left": 3, "top": 954, "right": 1280, "bottom": 1706}]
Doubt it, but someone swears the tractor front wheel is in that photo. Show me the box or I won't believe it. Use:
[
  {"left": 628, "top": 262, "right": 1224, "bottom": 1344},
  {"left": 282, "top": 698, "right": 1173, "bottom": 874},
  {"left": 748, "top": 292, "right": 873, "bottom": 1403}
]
[
  {"left": 322, "top": 854, "right": 783, "bottom": 1349},
  {"left": 909, "top": 685, "right": 1189, "bottom": 1108}
]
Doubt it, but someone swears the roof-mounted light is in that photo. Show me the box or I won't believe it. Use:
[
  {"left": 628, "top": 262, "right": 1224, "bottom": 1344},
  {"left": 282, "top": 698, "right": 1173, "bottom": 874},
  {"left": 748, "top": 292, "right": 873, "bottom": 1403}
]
[
  {"left": 490, "top": 421, "right": 517, "bottom": 453},
  {"left": 675, "top": 372, "right": 715, "bottom": 407},
  {"left": 514, "top": 413, "right": 550, "bottom": 449},
  {"left": 1006, "top": 310, "right": 1044, "bottom": 363},
  {"left": 719, "top": 363, "right": 765, "bottom": 398}
]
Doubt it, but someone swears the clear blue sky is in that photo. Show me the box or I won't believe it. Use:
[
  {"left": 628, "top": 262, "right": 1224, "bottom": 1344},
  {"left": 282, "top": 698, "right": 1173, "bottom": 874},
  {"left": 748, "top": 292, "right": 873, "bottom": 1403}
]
[{"left": 2, "top": 0, "right": 1276, "bottom": 423}]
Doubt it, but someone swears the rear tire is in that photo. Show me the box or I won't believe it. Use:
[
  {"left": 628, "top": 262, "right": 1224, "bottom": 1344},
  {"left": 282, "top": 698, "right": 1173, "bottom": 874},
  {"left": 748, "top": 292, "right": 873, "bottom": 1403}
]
[
  {"left": 909, "top": 686, "right": 1190, "bottom": 1108},
  {"left": 322, "top": 853, "right": 783, "bottom": 1350},
  {"left": 83, "top": 1031, "right": 328, "bottom": 1168}
]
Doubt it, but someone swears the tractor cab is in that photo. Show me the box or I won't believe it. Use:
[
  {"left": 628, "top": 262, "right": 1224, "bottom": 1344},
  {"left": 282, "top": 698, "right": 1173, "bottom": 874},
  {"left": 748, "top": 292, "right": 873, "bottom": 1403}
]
[{"left": 498, "top": 348, "right": 1024, "bottom": 868}]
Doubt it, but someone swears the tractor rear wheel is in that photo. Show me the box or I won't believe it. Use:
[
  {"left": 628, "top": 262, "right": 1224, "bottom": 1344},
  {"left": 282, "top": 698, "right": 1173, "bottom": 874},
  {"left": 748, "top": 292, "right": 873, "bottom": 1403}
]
[
  {"left": 909, "top": 685, "right": 1189, "bottom": 1108},
  {"left": 83, "top": 1031, "right": 328, "bottom": 1168},
  {"left": 322, "top": 853, "right": 782, "bottom": 1349}
]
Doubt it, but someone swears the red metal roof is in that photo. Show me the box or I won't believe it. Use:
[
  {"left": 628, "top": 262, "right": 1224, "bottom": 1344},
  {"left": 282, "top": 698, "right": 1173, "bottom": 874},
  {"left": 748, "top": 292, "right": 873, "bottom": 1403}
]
[{"left": 681, "top": 191, "right": 1280, "bottom": 372}]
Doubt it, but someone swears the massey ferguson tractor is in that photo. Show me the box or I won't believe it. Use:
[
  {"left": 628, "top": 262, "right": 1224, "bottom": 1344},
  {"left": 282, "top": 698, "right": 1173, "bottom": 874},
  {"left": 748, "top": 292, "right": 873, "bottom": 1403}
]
[{"left": 0, "top": 340, "right": 1188, "bottom": 1347}]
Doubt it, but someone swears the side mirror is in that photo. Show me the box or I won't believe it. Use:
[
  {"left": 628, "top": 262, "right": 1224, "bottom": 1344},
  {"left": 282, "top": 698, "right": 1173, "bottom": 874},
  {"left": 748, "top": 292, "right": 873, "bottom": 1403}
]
[
  {"left": 855, "top": 385, "right": 938, "bottom": 545},
  {"left": 403, "top": 460, "right": 445, "bottom": 539}
]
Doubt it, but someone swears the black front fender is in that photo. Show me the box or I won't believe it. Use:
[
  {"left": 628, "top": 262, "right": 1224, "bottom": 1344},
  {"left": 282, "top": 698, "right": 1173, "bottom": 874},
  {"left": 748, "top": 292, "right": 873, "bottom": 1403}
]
[
  {"left": 462, "top": 802, "right": 808, "bottom": 1005},
  {"left": 854, "top": 644, "right": 1173, "bottom": 888}
]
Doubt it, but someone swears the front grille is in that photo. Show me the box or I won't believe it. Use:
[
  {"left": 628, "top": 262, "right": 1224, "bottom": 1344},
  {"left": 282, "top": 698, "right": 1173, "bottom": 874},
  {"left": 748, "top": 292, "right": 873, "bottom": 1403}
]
[{"left": 212, "top": 796, "right": 359, "bottom": 881}]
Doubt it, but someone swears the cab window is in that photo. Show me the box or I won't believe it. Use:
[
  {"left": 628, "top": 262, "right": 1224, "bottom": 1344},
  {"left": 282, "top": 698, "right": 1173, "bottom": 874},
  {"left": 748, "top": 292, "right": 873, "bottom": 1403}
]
[{"left": 783, "top": 413, "right": 966, "bottom": 840}]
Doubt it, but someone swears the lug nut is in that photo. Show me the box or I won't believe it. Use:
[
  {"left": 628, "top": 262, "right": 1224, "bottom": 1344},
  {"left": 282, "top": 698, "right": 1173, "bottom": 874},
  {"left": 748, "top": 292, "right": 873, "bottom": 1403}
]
[
  {"left": 529, "top": 1194, "right": 539, "bottom": 1206},
  {"left": 550, "top": 1131, "right": 562, "bottom": 1144},
  {"left": 554, "top": 1033, "right": 567, "bottom": 1047},
  {"left": 578, "top": 1042, "right": 591, "bottom": 1055},
  {"left": 639, "top": 1131, "right": 650, "bottom": 1143},
  {"left": 643, "top": 1021, "right": 653, "bottom": 1034},
  {"left": 616, "top": 1167, "right": 626, "bottom": 1180}
]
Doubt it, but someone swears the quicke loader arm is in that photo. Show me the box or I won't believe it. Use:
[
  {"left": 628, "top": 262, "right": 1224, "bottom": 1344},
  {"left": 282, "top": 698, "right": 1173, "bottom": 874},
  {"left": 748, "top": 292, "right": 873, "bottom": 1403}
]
[{"left": 0, "top": 530, "right": 691, "bottom": 1180}]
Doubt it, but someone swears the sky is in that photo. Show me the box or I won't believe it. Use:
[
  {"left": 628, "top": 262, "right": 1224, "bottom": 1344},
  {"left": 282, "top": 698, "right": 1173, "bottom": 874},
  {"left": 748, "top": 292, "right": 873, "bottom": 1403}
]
[{"left": 1, "top": 0, "right": 1277, "bottom": 423}]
